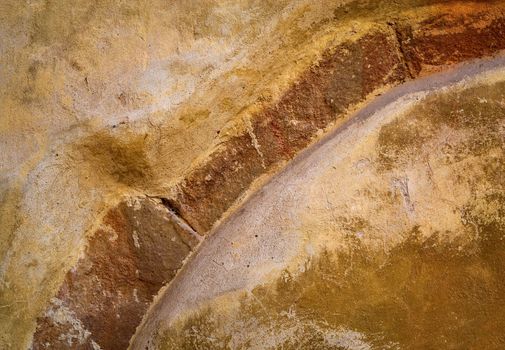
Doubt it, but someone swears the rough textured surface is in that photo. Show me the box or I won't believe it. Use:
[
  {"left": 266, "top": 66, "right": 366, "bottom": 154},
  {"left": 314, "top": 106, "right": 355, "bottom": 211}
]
[
  {"left": 2, "top": 1, "right": 357, "bottom": 346},
  {"left": 32, "top": 198, "right": 199, "bottom": 350},
  {"left": 164, "top": 2, "right": 505, "bottom": 234},
  {"left": 1, "top": 1, "right": 505, "bottom": 349},
  {"left": 398, "top": 4, "right": 505, "bottom": 76},
  {"left": 170, "top": 27, "right": 408, "bottom": 233},
  {"left": 133, "top": 63, "right": 505, "bottom": 350}
]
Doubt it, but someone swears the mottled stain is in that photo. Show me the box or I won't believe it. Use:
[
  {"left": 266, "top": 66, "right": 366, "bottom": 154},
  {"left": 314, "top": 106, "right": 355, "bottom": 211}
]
[
  {"left": 9, "top": 2, "right": 505, "bottom": 349},
  {"left": 154, "top": 78, "right": 505, "bottom": 350},
  {"left": 32, "top": 198, "right": 199, "bottom": 350},
  {"left": 166, "top": 133, "right": 266, "bottom": 234},
  {"left": 74, "top": 131, "right": 154, "bottom": 188},
  {"left": 377, "top": 81, "right": 505, "bottom": 171},
  {"left": 164, "top": 2, "right": 505, "bottom": 235},
  {"left": 170, "top": 26, "right": 407, "bottom": 233},
  {"left": 160, "top": 220, "right": 505, "bottom": 349},
  {"left": 398, "top": 9, "right": 505, "bottom": 76}
]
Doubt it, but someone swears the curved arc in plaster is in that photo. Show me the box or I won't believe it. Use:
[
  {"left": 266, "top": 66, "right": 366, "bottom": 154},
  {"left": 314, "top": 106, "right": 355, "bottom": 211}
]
[{"left": 130, "top": 52, "right": 505, "bottom": 349}]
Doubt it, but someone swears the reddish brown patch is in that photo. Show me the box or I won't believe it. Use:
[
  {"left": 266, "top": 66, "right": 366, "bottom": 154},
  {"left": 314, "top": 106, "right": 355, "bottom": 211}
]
[
  {"left": 32, "top": 198, "right": 198, "bottom": 350},
  {"left": 32, "top": 7, "right": 505, "bottom": 349},
  {"left": 253, "top": 29, "right": 407, "bottom": 164},
  {"left": 398, "top": 8, "right": 505, "bottom": 76},
  {"left": 168, "top": 133, "right": 266, "bottom": 234},
  {"left": 168, "top": 8, "right": 505, "bottom": 235},
  {"left": 169, "top": 28, "right": 407, "bottom": 233}
]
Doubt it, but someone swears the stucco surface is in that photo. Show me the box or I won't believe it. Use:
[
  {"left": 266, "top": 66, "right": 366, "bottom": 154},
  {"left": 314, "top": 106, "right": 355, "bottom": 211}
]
[
  {"left": 1, "top": 1, "right": 505, "bottom": 349},
  {"left": 134, "top": 60, "right": 505, "bottom": 350}
]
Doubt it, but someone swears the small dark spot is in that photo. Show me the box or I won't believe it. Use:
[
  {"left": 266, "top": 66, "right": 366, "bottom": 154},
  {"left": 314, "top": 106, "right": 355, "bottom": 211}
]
[
  {"left": 28, "top": 62, "right": 39, "bottom": 78},
  {"left": 70, "top": 60, "right": 83, "bottom": 71},
  {"left": 255, "top": 235, "right": 258, "bottom": 238},
  {"left": 118, "top": 92, "right": 127, "bottom": 106}
]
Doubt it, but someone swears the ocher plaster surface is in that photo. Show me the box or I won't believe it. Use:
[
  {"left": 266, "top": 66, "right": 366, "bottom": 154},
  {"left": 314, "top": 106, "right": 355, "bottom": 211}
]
[
  {"left": 132, "top": 60, "right": 505, "bottom": 349},
  {"left": 1, "top": 1, "right": 356, "bottom": 346},
  {"left": 1, "top": 1, "right": 505, "bottom": 349}
]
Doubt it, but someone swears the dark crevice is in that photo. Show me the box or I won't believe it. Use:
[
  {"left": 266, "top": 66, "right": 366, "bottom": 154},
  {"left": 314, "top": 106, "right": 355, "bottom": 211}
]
[
  {"left": 160, "top": 197, "right": 182, "bottom": 217},
  {"left": 388, "top": 21, "right": 417, "bottom": 80},
  {"left": 158, "top": 197, "right": 202, "bottom": 237}
]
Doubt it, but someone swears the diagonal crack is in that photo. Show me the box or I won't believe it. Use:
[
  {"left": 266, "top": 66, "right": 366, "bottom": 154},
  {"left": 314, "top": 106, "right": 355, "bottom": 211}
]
[
  {"left": 158, "top": 197, "right": 203, "bottom": 244},
  {"left": 388, "top": 21, "right": 416, "bottom": 80}
]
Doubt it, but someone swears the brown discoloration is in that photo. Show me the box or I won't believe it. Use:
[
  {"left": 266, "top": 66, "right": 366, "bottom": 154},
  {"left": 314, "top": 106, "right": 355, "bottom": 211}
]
[
  {"left": 161, "top": 227, "right": 505, "bottom": 349},
  {"left": 29, "top": 5, "right": 505, "bottom": 349},
  {"left": 74, "top": 132, "right": 154, "bottom": 188},
  {"left": 32, "top": 198, "right": 198, "bottom": 350},
  {"left": 253, "top": 29, "right": 407, "bottom": 164},
  {"left": 168, "top": 134, "right": 265, "bottom": 234},
  {"left": 398, "top": 8, "right": 505, "bottom": 76},
  {"left": 377, "top": 80, "right": 505, "bottom": 171},
  {"left": 155, "top": 66, "right": 505, "bottom": 350},
  {"left": 170, "top": 28, "right": 407, "bottom": 233},
  {"left": 167, "top": 7, "right": 505, "bottom": 235},
  {"left": 166, "top": 6, "right": 505, "bottom": 235}
]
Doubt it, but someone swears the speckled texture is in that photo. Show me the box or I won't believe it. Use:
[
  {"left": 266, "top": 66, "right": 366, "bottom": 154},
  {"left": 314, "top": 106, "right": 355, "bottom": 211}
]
[
  {"left": 1, "top": 1, "right": 505, "bottom": 349},
  {"left": 132, "top": 63, "right": 505, "bottom": 349},
  {"left": 32, "top": 197, "right": 200, "bottom": 350}
]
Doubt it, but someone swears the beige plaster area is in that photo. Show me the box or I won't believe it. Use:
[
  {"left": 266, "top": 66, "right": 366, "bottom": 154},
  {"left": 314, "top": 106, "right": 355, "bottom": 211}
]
[
  {"left": 1, "top": 1, "right": 357, "bottom": 346},
  {"left": 132, "top": 60, "right": 505, "bottom": 349},
  {"left": 1, "top": 1, "right": 505, "bottom": 348}
]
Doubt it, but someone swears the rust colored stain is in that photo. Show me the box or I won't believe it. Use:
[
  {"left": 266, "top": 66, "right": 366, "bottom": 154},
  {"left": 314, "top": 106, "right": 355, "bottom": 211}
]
[
  {"left": 399, "top": 7, "right": 505, "bottom": 76},
  {"left": 168, "top": 8, "right": 505, "bottom": 235},
  {"left": 31, "top": 5, "right": 505, "bottom": 349},
  {"left": 254, "top": 29, "right": 407, "bottom": 164},
  {"left": 170, "top": 28, "right": 407, "bottom": 233},
  {"left": 32, "top": 198, "right": 198, "bottom": 350},
  {"left": 168, "top": 133, "right": 265, "bottom": 234}
]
